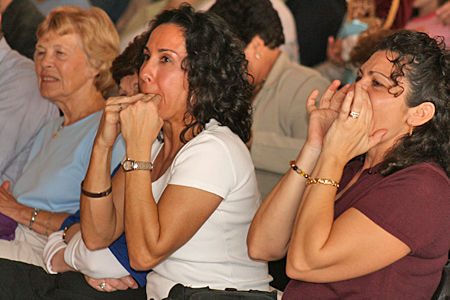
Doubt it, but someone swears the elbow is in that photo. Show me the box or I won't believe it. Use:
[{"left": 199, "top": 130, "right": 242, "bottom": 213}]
[
  {"left": 129, "top": 251, "right": 161, "bottom": 271},
  {"left": 285, "top": 259, "right": 309, "bottom": 281},
  {"left": 247, "top": 235, "right": 287, "bottom": 261},
  {"left": 82, "top": 233, "right": 110, "bottom": 251},
  {"left": 248, "top": 243, "right": 285, "bottom": 262},
  {"left": 285, "top": 253, "right": 323, "bottom": 282}
]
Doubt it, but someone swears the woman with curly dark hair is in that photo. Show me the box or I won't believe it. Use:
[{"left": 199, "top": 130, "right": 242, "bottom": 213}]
[
  {"left": 77, "top": 4, "right": 270, "bottom": 299},
  {"left": 248, "top": 30, "right": 450, "bottom": 299}
]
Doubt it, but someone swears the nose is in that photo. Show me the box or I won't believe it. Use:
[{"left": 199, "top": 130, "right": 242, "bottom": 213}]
[
  {"left": 139, "top": 59, "right": 152, "bottom": 84},
  {"left": 38, "top": 52, "right": 54, "bottom": 69}
]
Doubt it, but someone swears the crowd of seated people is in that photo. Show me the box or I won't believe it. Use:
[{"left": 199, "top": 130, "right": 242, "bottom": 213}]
[{"left": 1, "top": 1, "right": 450, "bottom": 300}]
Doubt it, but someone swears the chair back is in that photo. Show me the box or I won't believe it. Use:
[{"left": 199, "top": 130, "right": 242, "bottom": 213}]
[{"left": 432, "top": 263, "right": 450, "bottom": 300}]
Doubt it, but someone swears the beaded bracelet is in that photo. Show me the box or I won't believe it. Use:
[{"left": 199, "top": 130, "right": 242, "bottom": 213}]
[
  {"left": 29, "top": 208, "right": 40, "bottom": 230},
  {"left": 289, "top": 161, "right": 309, "bottom": 178},
  {"left": 306, "top": 178, "right": 340, "bottom": 189},
  {"left": 81, "top": 180, "right": 112, "bottom": 198}
]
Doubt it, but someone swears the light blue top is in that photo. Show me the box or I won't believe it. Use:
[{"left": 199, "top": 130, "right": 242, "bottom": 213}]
[{"left": 12, "top": 111, "right": 126, "bottom": 213}]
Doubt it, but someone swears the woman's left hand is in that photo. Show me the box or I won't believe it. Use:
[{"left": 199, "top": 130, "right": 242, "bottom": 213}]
[
  {"left": 84, "top": 274, "right": 138, "bottom": 292},
  {"left": 0, "top": 181, "right": 26, "bottom": 221},
  {"left": 321, "top": 84, "right": 387, "bottom": 164}
]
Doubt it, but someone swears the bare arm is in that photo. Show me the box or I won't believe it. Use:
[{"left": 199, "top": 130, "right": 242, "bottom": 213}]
[
  {"left": 80, "top": 94, "right": 145, "bottom": 249},
  {"left": 124, "top": 179, "right": 222, "bottom": 270},
  {"left": 248, "top": 80, "right": 347, "bottom": 260}
]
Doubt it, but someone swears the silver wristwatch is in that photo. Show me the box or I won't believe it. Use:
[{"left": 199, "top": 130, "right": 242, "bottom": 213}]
[{"left": 122, "top": 159, "right": 153, "bottom": 172}]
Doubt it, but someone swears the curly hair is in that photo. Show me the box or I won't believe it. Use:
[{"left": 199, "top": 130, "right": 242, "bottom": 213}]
[
  {"left": 208, "top": 0, "right": 284, "bottom": 49},
  {"left": 36, "top": 6, "right": 119, "bottom": 95},
  {"left": 145, "top": 4, "right": 252, "bottom": 143},
  {"left": 110, "top": 30, "right": 150, "bottom": 85},
  {"left": 374, "top": 30, "right": 450, "bottom": 177}
]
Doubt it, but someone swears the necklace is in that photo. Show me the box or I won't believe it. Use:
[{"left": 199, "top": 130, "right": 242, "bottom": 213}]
[{"left": 52, "top": 122, "right": 64, "bottom": 139}]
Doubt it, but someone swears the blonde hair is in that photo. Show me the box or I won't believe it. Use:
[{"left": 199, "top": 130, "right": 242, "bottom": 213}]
[{"left": 37, "top": 6, "right": 120, "bottom": 95}]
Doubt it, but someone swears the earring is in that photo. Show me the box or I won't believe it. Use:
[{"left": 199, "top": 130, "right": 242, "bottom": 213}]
[
  {"left": 409, "top": 123, "right": 414, "bottom": 136},
  {"left": 255, "top": 53, "right": 261, "bottom": 59}
]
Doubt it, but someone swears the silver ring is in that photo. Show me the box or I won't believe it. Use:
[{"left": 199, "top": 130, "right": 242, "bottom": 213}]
[
  {"left": 100, "top": 282, "right": 106, "bottom": 290},
  {"left": 117, "top": 103, "right": 123, "bottom": 112},
  {"left": 349, "top": 111, "right": 360, "bottom": 119}
]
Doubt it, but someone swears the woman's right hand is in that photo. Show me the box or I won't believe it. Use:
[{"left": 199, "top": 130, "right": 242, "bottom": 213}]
[
  {"left": 305, "top": 80, "right": 350, "bottom": 149},
  {"left": 95, "top": 94, "right": 148, "bottom": 149}
]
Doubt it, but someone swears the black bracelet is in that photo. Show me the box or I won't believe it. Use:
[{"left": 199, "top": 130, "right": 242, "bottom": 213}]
[{"left": 81, "top": 180, "right": 112, "bottom": 198}]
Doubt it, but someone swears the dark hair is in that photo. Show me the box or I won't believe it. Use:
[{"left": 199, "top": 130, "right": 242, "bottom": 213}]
[
  {"left": 374, "top": 30, "right": 450, "bottom": 176},
  {"left": 110, "top": 30, "right": 150, "bottom": 85},
  {"left": 209, "top": 0, "right": 284, "bottom": 49},
  {"left": 145, "top": 4, "right": 252, "bottom": 143}
]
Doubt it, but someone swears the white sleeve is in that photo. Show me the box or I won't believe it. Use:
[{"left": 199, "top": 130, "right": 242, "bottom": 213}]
[
  {"left": 43, "top": 230, "right": 67, "bottom": 274},
  {"left": 63, "top": 231, "right": 130, "bottom": 279}
]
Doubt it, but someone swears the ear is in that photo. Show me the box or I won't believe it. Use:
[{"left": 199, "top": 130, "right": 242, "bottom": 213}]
[
  {"left": 88, "top": 58, "right": 101, "bottom": 79},
  {"left": 408, "top": 102, "right": 435, "bottom": 127},
  {"left": 247, "top": 35, "right": 265, "bottom": 53}
]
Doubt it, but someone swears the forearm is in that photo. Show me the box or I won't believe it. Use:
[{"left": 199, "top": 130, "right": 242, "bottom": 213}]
[
  {"left": 80, "top": 143, "right": 117, "bottom": 248},
  {"left": 13, "top": 207, "right": 69, "bottom": 236},
  {"left": 124, "top": 170, "right": 162, "bottom": 270},
  {"left": 52, "top": 249, "right": 77, "bottom": 273},
  {"left": 247, "top": 144, "right": 320, "bottom": 261},
  {"left": 287, "top": 153, "right": 345, "bottom": 272}
]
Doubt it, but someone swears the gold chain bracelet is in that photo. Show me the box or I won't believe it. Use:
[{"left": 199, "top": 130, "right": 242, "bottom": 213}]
[{"left": 306, "top": 178, "right": 340, "bottom": 188}]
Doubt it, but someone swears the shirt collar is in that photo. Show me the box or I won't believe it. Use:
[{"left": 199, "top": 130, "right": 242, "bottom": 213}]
[{"left": 0, "top": 38, "right": 11, "bottom": 64}]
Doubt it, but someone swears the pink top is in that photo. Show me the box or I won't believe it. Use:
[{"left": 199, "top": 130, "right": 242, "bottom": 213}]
[{"left": 405, "top": 12, "right": 450, "bottom": 46}]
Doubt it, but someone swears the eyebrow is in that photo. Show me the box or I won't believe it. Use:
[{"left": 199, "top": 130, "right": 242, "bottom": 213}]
[
  {"left": 358, "top": 68, "right": 392, "bottom": 81},
  {"left": 369, "top": 71, "right": 391, "bottom": 80},
  {"left": 144, "top": 46, "right": 178, "bottom": 55}
]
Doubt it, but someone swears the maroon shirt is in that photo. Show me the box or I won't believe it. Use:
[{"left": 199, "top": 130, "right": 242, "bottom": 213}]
[{"left": 283, "top": 161, "right": 450, "bottom": 300}]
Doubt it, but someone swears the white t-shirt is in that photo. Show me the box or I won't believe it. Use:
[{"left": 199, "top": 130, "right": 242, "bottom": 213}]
[
  {"left": 44, "top": 119, "right": 270, "bottom": 298},
  {"left": 147, "top": 119, "right": 270, "bottom": 300}
]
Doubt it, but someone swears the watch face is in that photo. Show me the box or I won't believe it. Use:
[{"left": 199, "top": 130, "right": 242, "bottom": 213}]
[
  {"left": 123, "top": 160, "right": 152, "bottom": 171},
  {"left": 123, "top": 160, "right": 135, "bottom": 171}
]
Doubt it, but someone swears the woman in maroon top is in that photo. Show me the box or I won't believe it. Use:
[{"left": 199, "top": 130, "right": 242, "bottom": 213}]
[{"left": 248, "top": 30, "right": 450, "bottom": 299}]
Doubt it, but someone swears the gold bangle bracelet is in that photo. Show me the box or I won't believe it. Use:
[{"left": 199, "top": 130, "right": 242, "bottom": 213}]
[
  {"left": 306, "top": 178, "right": 340, "bottom": 188},
  {"left": 62, "top": 222, "right": 80, "bottom": 244},
  {"left": 289, "top": 161, "right": 309, "bottom": 178}
]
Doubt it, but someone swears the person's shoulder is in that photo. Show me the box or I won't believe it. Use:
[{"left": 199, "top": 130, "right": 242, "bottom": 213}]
[
  {"left": 387, "top": 162, "right": 450, "bottom": 192},
  {"left": 184, "top": 120, "right": 248, "bottom": 158},
  {"left": 276, "top": 53, "right": 330, "bottom": 86},
  {"left": 0, "top": 40, "right": 36, "bottom": 76}
]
